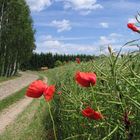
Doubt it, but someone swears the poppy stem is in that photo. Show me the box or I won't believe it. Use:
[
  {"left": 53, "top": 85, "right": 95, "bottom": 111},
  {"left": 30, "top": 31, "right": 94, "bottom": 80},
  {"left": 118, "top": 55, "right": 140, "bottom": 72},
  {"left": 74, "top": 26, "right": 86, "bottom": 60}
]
[
  {"left": 47, "top": 102, "right": 57, "bottom": 140},
  {"left": 91, "top": 86, "right": 100, "bottom": 112}
]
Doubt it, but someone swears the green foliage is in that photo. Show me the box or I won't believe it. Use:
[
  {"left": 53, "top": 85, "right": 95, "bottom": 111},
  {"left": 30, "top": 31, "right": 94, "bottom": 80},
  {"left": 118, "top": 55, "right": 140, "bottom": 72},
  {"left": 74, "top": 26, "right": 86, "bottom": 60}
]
[
  {"left": 0, "top": 0, "right": 35, "bottom": 77},
  {"left": 41, "top": 52, "right": 140, "bottom": 140},
  {"left": 21, "top": 52, "right": 97, "bottom": 70},
  {"left": 54, "top": 60, "right": 63, "bottom": 67}
]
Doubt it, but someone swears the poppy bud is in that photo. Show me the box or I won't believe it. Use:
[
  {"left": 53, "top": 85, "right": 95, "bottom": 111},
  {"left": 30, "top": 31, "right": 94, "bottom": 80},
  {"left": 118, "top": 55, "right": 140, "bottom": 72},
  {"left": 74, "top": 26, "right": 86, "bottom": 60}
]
[{"left": 127, "top": 23, "right": 140, "bottom": 33}]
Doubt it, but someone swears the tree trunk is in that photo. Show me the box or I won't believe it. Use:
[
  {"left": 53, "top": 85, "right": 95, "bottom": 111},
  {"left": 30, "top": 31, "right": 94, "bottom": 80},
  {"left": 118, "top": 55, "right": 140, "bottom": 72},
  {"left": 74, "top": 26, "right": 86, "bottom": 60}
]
[
  {"left": 0, "top": 0, "right": 5, "bottom": 75},
  {"left": 1, "top": 45, "right": 7, "bottom": 76}
]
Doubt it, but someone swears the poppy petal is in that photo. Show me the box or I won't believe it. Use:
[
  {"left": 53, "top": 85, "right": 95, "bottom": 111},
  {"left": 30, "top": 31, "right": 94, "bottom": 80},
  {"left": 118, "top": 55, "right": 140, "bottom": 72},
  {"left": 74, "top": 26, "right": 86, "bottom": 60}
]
[
  {"left": 82, "top": 107, "right": 103, "bottom": 120},
  {"left": 26, "top": 80, "right": 47, "bottom": 98},
  {"left": 75, "top": 71, "right": 96, "bottom": 87},
  {"left": 43, "top": 85, "right": 55, "bottom": 101}
]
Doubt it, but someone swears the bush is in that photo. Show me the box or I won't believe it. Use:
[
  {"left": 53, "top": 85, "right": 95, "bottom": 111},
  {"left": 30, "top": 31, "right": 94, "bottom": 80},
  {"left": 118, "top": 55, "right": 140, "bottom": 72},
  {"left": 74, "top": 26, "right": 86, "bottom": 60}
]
[{"left": 54, "top": 60, "right": 63, "bottom": 67}]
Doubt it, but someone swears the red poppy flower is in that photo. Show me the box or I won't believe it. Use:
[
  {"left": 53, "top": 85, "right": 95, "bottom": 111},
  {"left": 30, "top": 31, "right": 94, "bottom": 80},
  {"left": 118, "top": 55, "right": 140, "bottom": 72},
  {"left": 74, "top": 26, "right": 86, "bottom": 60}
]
[
  {"left": 58, "top": 91, "right": 62, "bottom": 95},
  {"left": 82, "top": 107, "right": 103, "bottom": 120},
  {"left": 75, "top": 71, "right": 96, "bottom": 87},
  {"left": 26, "top": 80, "right": 47, "bottom": 98},
  {"left": 123, "top": 111, "right": 131, "bottom": 131},
  {"left": 76, "top": 57, "right": 80, "bottom": 64},
  {"left": 82, "top": 107, "right": 95, "bottom": 119},
  {"left": 43, "top": 85, "right": 55, "bottom": 101},
  {"left": 127, "top": 23, "right": 140, "bottom": 32},
  {"left": 92, "top": 111, "right": 103, "bottom": 120}
]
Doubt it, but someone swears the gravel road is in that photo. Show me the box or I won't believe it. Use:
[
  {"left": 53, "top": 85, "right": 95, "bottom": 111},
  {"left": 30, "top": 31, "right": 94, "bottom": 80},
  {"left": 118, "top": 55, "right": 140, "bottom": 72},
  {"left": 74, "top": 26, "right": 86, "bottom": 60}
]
[
  {"left": 0, "top": 72, "right": 40, "bottom": 134},
  {"left": 0, "top": 97, "right": 33, "bottom": 134},
  {"left": 0, "top": 72, "right": 38, "bottom": 100}
]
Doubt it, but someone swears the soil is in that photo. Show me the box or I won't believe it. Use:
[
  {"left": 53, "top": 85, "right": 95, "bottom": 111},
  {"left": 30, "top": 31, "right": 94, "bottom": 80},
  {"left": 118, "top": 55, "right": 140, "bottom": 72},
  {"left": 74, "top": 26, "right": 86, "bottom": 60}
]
[
  {"left": 0, "top": 72, "right": 39, "bottom": 134},
  {"left": 0, "top": 72, "right": 38, "bottom": 100},
  {"left": 0, "top": 97, "right": 33, "bottom": 134}
]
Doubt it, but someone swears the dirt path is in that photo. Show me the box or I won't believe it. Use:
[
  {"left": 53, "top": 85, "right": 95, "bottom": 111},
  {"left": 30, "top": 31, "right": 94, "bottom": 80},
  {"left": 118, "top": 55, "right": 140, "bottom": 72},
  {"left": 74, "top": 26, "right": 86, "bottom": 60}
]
[
  {"left": 0, "top": 96, "right": 33, "bottom": 134},
  {"left": 0, "top": 72, "right": 38, "bottom": 100},
  {"left": 0, "top": 74, "right": 46, "bottom": 135}
]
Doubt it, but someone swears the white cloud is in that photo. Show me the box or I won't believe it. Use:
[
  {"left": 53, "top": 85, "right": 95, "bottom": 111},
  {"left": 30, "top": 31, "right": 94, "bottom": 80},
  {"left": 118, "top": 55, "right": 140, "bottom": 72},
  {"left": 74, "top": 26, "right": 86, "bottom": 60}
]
[
  {"left": 50, "top": 19, "right": 72, "bottom": 32},
  {"left": 100, "top": 36, "right": 114, "bottom": 45},
  {"left": 61, "top": 0, "right": 103, "bottom": 15},
  {"left": 36, "top": 33, "right": 139, "bottom": 55},
  {"left": 38, "top": 35, "right": 96, "bottom": 41},
  {"left": 98, "top": 33, "right": 138, "bottom": 54},
  {"left": 36, "top": 35, "right": 98, "bottom": 54},
  {"left": 109, "top": 33, "right": 123, "bottom": 38},
  {"left": 26, "top": 0, "right": 52, "bottom": 12},
  {"left": 56, "top": 36, "right": 96, "bottom": 41},
  {"left": 100, "top": 22, "right": 109, "bottom": 28},
  {"left": 26, "top": 0, "right": 103, "bottom": 14},
  {"left": 99, "top": 33, "right": 123, "bottom": 45}
]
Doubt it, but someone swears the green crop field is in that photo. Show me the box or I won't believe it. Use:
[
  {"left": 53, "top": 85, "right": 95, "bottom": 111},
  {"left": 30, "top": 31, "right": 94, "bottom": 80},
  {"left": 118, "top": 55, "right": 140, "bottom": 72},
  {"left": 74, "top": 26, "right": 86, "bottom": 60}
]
[{"left": 36, "top": 52, "right": 140, "bottom": 140}]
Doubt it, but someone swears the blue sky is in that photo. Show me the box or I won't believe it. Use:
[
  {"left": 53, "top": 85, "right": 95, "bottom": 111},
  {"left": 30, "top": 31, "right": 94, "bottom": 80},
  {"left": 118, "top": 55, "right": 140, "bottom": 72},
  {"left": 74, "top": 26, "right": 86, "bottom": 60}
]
[{"left": 26, "top": 0, "right": 140, "bottom": 55}]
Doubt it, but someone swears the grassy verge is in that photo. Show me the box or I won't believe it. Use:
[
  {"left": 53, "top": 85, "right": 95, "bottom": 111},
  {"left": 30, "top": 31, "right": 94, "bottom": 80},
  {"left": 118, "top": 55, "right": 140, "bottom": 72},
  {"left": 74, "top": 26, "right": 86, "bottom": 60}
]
[
  {"left": 0, "top": 87, "right": 27, "bottom": 112},
  {"left": 0, "top": 76, "right": 43, "bottom": 112},
  {"left": 0, "top": 74, "right": 21, "bottom": 83},
  {"left": 0, "top": 98, "right": 50, "bottom": 140}
]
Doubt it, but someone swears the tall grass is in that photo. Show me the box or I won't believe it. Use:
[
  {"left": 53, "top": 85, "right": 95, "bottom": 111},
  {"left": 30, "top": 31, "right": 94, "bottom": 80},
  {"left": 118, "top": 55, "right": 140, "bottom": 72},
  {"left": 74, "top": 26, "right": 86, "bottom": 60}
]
[{"left": 40, "top": 52, "right": 140, "bottom": 140}]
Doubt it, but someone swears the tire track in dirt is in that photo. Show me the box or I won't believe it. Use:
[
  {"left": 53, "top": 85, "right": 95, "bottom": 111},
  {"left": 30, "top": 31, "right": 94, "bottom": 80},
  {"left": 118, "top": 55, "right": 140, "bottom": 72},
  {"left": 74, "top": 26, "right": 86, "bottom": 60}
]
[
  {"left": 0, "top": 75, "right": 47, "bottom": 135},
  {"left": 0, "top": 72, "right": 38, "bottom": 100},
  {"left": 0, "top": 97, "right": 33, "bottom": 134}
]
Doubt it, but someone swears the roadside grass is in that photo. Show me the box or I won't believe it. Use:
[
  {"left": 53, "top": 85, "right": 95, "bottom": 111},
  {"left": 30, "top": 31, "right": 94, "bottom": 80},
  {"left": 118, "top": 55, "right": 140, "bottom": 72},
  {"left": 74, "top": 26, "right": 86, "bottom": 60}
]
[
  {"left": 0, "top": 87, "right": 27, "bottom": 112},
  {"left": 0, "top": 76, "right": 42, "bottom": 112},
  {"left": 0, "top": 98, "right": 51, "bottom": 140},
  {"left": 0, "top": 74, "right": 21, "bottom": 83},
  {"left": 0, "top": 74, "right": 53, "bottom": 140}
]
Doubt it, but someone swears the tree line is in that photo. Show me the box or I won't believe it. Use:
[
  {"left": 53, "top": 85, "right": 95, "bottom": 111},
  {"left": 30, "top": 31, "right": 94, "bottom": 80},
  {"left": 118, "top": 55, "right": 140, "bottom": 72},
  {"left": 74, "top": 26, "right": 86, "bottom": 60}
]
[
  {"left": 0, "top": 0, "right": 35, "bottom": 77},
  {"left": 21, "top": 52, "right": 97, "bottom": 70}
]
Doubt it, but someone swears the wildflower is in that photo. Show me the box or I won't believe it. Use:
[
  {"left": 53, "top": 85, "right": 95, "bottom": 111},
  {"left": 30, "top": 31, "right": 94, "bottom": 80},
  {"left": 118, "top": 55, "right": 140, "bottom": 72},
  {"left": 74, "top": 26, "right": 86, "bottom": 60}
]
[
  {"left": 26, "top": 80, "right": 47, "bottom": 98},
  {"left": 75, "top": 71, "right": 96, "bottom": 87},
  {"left": 58, "top": 91, "right": 62, "bottom": 95},
  {"left": 82, "top": 107, "right": 103, "bottom": 120},
  {"left": 44, "top": 85, "right": 55, "bottom": 101},
  {"left": 127, "top": 23, "right": 140, "bottom": 33},
  {"left": 76, "top": 57, "right": 80, "bottom": 64},
  {"left": 123, "top": 111, "right": 131, "bottom": 131}
]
